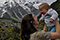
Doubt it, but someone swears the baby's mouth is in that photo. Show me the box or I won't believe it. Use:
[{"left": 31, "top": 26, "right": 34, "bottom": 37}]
[
  {"left": 42, "top": 13, "right": 45, "bottom": 15},
  {"left": 41, "top": 13, "right": 44, "bottom": 14}
]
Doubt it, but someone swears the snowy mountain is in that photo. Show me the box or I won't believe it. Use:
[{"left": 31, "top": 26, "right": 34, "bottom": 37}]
[{"left": 0, "top": 0, "right": 57, "bottom": 22}]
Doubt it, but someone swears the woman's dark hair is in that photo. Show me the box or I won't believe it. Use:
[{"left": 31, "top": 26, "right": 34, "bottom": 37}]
[{"left": 21, "top": 14, "right": 37, "bottom": 40}]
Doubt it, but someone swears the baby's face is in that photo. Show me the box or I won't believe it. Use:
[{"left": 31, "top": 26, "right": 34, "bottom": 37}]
[{"left": 39, "top": 8, "right": 48, "bottom": 15}]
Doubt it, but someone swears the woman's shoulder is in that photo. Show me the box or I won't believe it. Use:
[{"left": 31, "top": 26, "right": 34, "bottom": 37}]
[{"left": 30, "top": 30, "right": 51, "bottom": 40}]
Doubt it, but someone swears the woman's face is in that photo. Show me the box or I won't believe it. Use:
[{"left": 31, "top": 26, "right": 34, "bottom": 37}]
[{"left": 32, "top": 15, "right": 39, "bottom": 26}]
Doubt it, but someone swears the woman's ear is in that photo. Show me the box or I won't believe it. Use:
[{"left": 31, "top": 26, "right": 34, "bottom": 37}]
[{"left": 30, "top": 21, "right": 32, "bottom": 23}]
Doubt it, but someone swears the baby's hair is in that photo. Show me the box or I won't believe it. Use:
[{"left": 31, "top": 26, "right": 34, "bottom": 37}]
[{"left": 39, "top": 3, "right": 50, "bottom": 10}]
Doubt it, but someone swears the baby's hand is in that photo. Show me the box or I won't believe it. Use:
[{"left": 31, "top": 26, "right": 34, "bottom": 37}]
[
  {"left": 49, "top": 19, "right": 54, "bottom": 23},
  {"left": 39, "top": 19, "right": 42, "bottom": 22}
]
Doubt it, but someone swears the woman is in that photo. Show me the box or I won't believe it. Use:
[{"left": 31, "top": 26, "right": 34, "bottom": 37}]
[{"left": 20, "top": 14, "right": 60, "bottom": 40}]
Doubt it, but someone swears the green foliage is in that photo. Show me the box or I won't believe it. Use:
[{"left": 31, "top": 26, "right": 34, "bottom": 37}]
[
  {"left": 36, "top": 22, "right": 45, "bottom": 30},
  {"left": 0, "top": 27, "right": 20, "bottom": 40}
]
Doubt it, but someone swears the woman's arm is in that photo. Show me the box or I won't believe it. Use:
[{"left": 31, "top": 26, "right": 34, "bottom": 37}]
[
  {"left": 30, "top": 20, "right": 60, "bottom": 40},
  {"left": 51, "top": 20, "right": 60, "bottom": 39},
  {"left": 43, "top": 24, "right": 48, "bottom": 32}
]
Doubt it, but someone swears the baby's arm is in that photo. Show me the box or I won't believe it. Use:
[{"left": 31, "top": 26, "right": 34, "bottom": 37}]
[
  {"left": 50, "top": 11, "right": 58, "bottom": 22},
  {"left": 39, "top": 15, "right": 45, "bottom": 22},
  {"left": 50, "top": 11, "right": 58, "bottom": 20}
]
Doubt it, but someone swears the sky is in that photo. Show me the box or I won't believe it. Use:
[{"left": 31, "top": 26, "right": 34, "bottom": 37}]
[{"left": 0, "top": 0, "right": 56, "bottom": 6}]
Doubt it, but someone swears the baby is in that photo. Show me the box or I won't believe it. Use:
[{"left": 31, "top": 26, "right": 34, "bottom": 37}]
[{"left": 39, "top": 3, "right": 59, "bottom": 33}]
